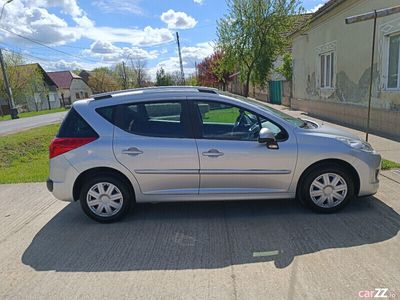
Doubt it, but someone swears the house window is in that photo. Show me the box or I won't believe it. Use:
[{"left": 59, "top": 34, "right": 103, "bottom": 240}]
[
  {"left": 388, "top": 34, "right": 400, "bottom": 89},
  {"left": 76, "top": 93, "right": 80, "bottom": 99},
  {"left": 85, "top": 92, "right": 89, "bottom": 98},
  {"left": 319, "top": 52, "right": 335, "bottom": 88},
  {"left": 49, "top": 93, "right": 56, "bottom": 102}
]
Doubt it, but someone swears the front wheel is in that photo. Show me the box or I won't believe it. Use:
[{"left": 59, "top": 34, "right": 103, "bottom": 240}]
[
  {"left": 299, "top": 164, "right": 355, "bottom": 213},
  {"left": 80, "top": 175, "right": 132, "bottom": 223}
]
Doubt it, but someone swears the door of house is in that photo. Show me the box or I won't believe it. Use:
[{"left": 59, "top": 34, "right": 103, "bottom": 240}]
[{"left": 269, "top": 81, "right": 282, "bottom": 104}]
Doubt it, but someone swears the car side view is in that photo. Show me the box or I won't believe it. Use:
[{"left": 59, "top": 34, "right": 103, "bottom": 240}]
[{"left": 47, "top": 86, "right": 381, "bottom": 223}]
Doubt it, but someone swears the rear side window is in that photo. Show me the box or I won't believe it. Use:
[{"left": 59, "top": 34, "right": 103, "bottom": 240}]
[
  {"left": 114, "top": 101, "right": 190, "bottom": 138},
  {"left": 57, "top": 108, "right": 98, "bottom": 138},
  {"left": 96, "top": 106, "right": 114, "bottom": 123}
]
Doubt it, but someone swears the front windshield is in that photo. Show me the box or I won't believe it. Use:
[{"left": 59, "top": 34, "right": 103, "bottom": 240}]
[{"left": 220, "top": 92, "right": 306, "bottom": 127}]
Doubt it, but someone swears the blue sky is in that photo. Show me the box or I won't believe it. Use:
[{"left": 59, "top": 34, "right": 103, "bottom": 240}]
[{"left": 0, "top": 0, "right": 326, "bottom": 79}]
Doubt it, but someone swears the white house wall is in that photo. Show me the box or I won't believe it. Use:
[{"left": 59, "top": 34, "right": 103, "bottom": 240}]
[{"left": 291, "top": 0, "right": 400, "bottom": 140}]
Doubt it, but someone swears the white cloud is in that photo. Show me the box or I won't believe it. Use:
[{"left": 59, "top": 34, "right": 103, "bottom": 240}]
[
  {"left": 160, "top": 9, "right": 197, "bottom": 30},
  {"left": 0, "top": 0, "right": 173, "bottom": 48},
  {"left": 39, "top": 58, "right": 104, "bottom": 72},
  {"left": 83, "top": 40, "right": 159, "bottom": 64},
  {"left": 307, "top": 1, "right": 328, "bottom": 13},
  {"left": 81, "top": 26, "right": 174, "bottom": 46},
  {"left": 181, "top": 41, "right": 214, "bottom": 61},
  {"left": 31, "top": 0, "right": 94, "bottom": 27},
  {"left": 92, "top": 0, "right": 144, "bottom": 15},
  {"left": 152, "top": 41, "right": 213, "bottom": 78},
  {"left": 0, "top": 2, "right": 80, "bottom": 46},
  {"left": 193, "top": 0, "right": 203, "bottom": 4}
]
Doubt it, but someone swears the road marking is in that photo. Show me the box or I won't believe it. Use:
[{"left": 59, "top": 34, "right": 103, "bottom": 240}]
[
  {"left": 392, "top": 169, "right": 400, "bottom": 176},
  {"left": 253, "top": 250, "right": 279, "bottom": 257}
]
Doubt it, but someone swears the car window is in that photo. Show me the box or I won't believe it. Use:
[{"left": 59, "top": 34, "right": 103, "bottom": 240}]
[
  {"left": 115, "top": 101, "right": 189, "bottom": 138},
  {"left": 57, "top": 108, "right": 98, "bottom": 138},
  {"left": 195, "top": 101, "right": 286, "bottom": 141}
]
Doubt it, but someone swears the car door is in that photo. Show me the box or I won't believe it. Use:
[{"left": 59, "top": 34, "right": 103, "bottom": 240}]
[
  {"left": 191, "top": 100, "right": 297, "bottom": 195},
  {"left": 113, "top": 99, "right": 200, "bottom": 195}
]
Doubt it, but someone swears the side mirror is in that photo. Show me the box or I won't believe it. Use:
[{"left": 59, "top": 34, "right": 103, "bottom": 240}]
[{"left": 258, "top": 128, "right": 279, "bottom": 149}]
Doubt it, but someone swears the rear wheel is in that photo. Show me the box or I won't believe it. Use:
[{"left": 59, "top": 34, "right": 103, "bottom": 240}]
[
  {"left": 80, "top": 175, "right": 132, "bottom": 223},
  {"left": 299, "top": 164, "right": 355, "bottom": 213}
]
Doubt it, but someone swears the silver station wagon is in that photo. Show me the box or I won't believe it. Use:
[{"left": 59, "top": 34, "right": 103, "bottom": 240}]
[{"left": 47, "top": 87, "right": 381, "bottom": 223}]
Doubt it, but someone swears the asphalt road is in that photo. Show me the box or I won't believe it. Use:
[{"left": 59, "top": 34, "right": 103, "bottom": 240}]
[
  {"left": 0, "top": 111, "right": 67, "bottom": 136},
  {"left": 0, "top": 173, "right": 399, "bottom": 299}
]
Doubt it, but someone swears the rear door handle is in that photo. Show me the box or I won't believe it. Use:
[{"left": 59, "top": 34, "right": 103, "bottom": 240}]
[
  {"left": 122, "top": 147, "right": 143, "bottom": 156},
  {"left": 202, "top": 149, "right": 224, "bottom": 157}
]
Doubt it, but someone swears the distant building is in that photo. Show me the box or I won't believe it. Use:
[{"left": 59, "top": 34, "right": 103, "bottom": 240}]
[
  {"left": 78, "top": 70, "right": 91, "bottom": 84},
  {"left": 291, "top": 0, "right": 400, "bottom": 140},
  {"left": 0, "top": 63, "right": 59, "bottom": 113},
  {"left": 47, "top": 71, "right": 92, "bottom": 105}
]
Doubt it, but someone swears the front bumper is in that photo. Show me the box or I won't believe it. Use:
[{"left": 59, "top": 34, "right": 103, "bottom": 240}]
[{"left": 352, "top": 151, "right": 381, "bottom": 197}]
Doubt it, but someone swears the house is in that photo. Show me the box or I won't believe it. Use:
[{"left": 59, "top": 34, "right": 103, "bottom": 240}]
[
  {"left": 47, "top": 71, "right": 92, "bottom": 105},
  {"left": 0, "top": 63, "right": 59, "bottom": 113},
  {"left": 291, "top": 0, "right": 400, "bottom": 140}
]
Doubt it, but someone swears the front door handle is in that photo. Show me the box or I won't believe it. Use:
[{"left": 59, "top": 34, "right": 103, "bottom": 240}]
[
  {"left": 202, "top": 149, "right": 224, "bottom": 157},
  {"left": 122, "top": 147, "right": 143, "bottom": 156}
]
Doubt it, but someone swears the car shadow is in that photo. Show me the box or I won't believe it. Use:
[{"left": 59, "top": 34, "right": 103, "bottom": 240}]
[{"left": 22, "top": 196, "right": 400, "bottom": 272}]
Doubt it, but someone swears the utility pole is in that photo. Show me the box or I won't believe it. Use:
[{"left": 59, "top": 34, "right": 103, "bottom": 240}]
[
  {"left": 122, "top": 61, "right": 128, "bottom": 89},
  {"left": 0, "top": 49, "right": 18, "bottom": 119},
  {"left": 176, "top": 32, "right": 185, "bottom": 85},
  {"left": 345, "top": 5, "right": 400, "bottom": 142}
]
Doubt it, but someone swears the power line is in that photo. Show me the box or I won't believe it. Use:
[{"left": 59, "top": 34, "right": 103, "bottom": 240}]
[{"left": 0, "top": 27, "right": 98, "bottom": 63}]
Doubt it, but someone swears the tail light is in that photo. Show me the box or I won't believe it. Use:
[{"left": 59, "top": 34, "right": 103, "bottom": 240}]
[{"left": 49, "top": 137, "right": 97, "bottom": 159}]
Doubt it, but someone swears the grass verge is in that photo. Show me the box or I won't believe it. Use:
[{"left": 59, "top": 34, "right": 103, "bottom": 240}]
[
  {"left": 0, "top": 108, "right": 66, "bottom": 121},
  {"left": 0, "top": 124, "right": 59, "bottom": 183},
  {"left": 381, "top": 159, "right": 400, "bottom": 171}
]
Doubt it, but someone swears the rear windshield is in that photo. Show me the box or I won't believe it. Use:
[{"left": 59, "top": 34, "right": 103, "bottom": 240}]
[{"left": 57, "top": 108, "right": 98, "bottom": 138}]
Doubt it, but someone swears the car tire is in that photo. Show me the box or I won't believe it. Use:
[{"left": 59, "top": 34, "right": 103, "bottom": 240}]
[
  {"left": 79, "top": 175, "right": 133, "bottom": 223},
  {"left": 299, "top": 164, "right": 355, "bottom": 213}
]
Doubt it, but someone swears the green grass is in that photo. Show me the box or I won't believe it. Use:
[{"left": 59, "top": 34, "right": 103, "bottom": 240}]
[
  {"left": 0, "top": 108, "right": 66, "bottom": 121},
  {"left": 381, "top": 159, "right": 400, "bottom": 170},
  {"left": 0, "top": 124, "right": 59, "bottom": 183},
  {"left": 203, "top": 107, "right": 239, "bottom": 123}
]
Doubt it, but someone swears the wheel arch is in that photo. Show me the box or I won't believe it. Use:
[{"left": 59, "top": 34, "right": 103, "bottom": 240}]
[
  {"left": 296, "top": 159, "right": 360, "bottom": 198},
  {"left": 73, "top": 167, "right": 136, "bottom": 201}
]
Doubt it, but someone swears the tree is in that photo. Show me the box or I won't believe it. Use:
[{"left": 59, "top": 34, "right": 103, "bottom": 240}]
[
  {"left": 113, "top": 63, "right": 137, "bottom": 89},
  {"left": 87, "top": 67, "right": 120, "bottom": 93},
  {"left": 197, "top": 51, "right": 232, "bottom": 90},
  {"left": 130, "top": 57, "right": 148, "bottom": 87},
  {"left": 275, "top": 52, "right": 293, "bottom": 81},
  {"left": 197, "top": 55, "right": 219, "bottom": 88},
  {"left": 217, "top": 0, "right": 302, "bottom": 97},
  {"left": 155, "top": 67, "right": 175, "bottom": 86},
  {"left": 0, "top": 52, "right": 47, "bottom": 110},
  {"left": 186, "top": 74, "right": 198, "bottom": 86}
]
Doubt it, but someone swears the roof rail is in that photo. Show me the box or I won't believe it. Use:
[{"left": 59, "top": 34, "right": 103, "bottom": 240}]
[{"left": 93, "top": 86, "right": 218, "bottom": 100}]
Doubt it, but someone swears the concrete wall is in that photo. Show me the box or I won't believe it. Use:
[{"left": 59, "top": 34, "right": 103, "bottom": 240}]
[
  {"left": 69, "top": 79, "right": 92, "bottom": 103},
  {"left": 292, "top": 0, "right": 400, "bottom": 140}
]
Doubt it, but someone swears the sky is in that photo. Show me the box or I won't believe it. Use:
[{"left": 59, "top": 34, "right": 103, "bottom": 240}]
[{"left": 0, "top": 0, "right": 327, "bottom": 79}]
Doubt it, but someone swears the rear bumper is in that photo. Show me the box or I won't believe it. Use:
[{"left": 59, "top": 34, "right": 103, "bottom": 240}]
[{"left": 48, "top": 155, "right": 79, "bottom": 202}]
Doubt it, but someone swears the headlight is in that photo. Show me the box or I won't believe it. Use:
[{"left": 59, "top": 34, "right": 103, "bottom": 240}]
[{"left": 336, "top": 137, "right": 374, "bottom": 152}]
